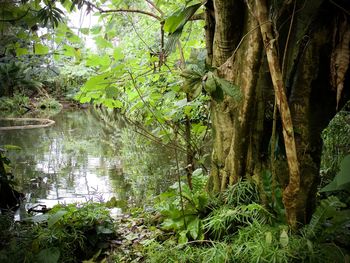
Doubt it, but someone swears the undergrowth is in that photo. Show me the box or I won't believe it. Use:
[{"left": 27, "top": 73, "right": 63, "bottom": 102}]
[{"left": 141, "top": 173, "right": 350, "bottom": 263}]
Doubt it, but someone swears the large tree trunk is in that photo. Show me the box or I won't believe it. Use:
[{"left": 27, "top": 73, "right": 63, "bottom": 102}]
[{"left": 207, "top": 0, "right": 348, "bottom": 226}]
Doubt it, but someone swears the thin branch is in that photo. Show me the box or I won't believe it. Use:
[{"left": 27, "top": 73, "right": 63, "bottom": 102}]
[
  {"left": 128, "top": 71, "right": 173, "bottom": 143},
  {"left": 84, "top": 0, "right": 161, "bottom": 20},
  {"left": 281, "top": 0, "right": 296, "bottom": 79},
  {"left": 145, "top": 0, "right": 164, "bottom": 16},
  {"left": 174, "top": 127, "right": 187, "bottom": 229},
  {"left": 100, "top": 8, "right": 162, "bottom": 20},
  {"left": 231, "top": 20, "right": 270, "bottom": 60},
  {"left": 127, "top": 118, "right": 186, "bottom": 152},
  {"left": 128, "top": 15, "right": 155, "bottom": 53},
  {"left": 329, "top": 0, "right": 350, "bottom": 16}
]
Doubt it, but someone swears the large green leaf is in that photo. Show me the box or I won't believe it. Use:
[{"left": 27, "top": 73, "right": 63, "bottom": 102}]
[
  {"left": 164, "top": 3, "right": 202, "bottom": 34},
  {"left": 113, "top": 47, "right": 124, "bottom": 61},
  {"left": 94, "top": 36, "right": 113, "bottom": 49},
  {"left": 203, "top": 72, "right": 216, "bottom": 94},
  {"left": 36, "top": 247, "right": 60, "bottom": 263},
  {"left": 86, "top": 54, "right": 111, "bottom": 68},
  {"left": 321, "top": 155, "right": 350, "bottom": 192},
  {"left": 83, "top": 73, "right": 111, "bottom": 91},
  {"left": 336, "top": 155, "right": 350, "bottom": 186},
  {"left": 15, "top": 47, "right": 28, "bottom": 56},
  {"left": 48, "top": 210, "right": 67, "bottom": 227},
  {"left": 163, "top": 2, "right": 203, "bottom": 55},
  {"left": 214, "top": 76, "right": 241, "bottom": 100},
  {"left": 63, "top": 44, "right": 76, "bottom": 57},
  {"left": 188, "top": 217, "right": 200, "bottom": 239},
  {"left": 178, "top": 230, "right": 189, "bottom": 244},
  {"left": 34, "top": 43, "right": 49, "bottom": 55}
]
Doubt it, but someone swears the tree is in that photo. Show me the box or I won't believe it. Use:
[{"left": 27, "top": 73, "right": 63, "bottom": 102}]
[
  {"left": 204, "top": 0, "right": 349, "bottom": 228},
  {"left": 70, "top": 0, "right": 349, "bottom": 228}
]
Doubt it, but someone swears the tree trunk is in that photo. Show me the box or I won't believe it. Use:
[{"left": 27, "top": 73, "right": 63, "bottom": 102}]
[{"left": 206, "top": 0, "right": 348, "bottom": 226}]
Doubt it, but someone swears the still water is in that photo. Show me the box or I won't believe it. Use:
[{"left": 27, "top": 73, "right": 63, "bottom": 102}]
[{"left": 0, "top": 109, "right": 176, "bottom": 211}]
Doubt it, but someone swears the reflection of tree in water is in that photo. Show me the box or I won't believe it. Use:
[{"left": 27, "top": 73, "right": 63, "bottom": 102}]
[
  {"left": 119, "top": 127, "right": 182, "bottom": 206},
  {"left": 0, "top": 109, "right": 124, "bottom": 204},
  {"left": 91, "top": 107, "right": 180, "bottom": 206},
  {"left": 1, "top": 108, "right": 179, "bottom": 208}
]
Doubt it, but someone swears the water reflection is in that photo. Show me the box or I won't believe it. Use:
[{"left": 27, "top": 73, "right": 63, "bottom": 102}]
[{"left": 0, "top": 108, "right": 177, "bottom": 210}]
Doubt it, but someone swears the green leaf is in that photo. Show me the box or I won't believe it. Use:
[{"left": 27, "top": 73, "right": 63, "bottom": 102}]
[
  {"left": 321, "top": 155, "right": 350, "bottom": 192},
  {"left": 94, "top": 36, "right": 113, "bottom": 49},
  {"left": 178, "top": 230, "right": 189, "bottom": 244},
  {"left": 80, "top": 96, "right": 91, "bottom": 103},
  {"left": 211, "top": 85, "right": 224, "bottom": 102},
  {"left": 203, "top": 72, "right": 216, "bottom": 94},
  {"left": 162, "top": 218, "right": 179, "bottom": 230},
  {"left": 48, "top": 210, "right": 67, "bottom": 227},
  {"left": 105, "top": 86, "right": 118, "bottom": 98},
  {"left": 164, "top": 3, "right": 202, "bottom": 33},
  {"left": 114, "top": 100, "right": 123, "bottom": 108},
  {"left": 265, "top": 231, "right": 273, "bottom": 245},
  {"left": 63, "top": 45, "right": 76, "bottom": 57},
  {"left": 90, "top": 26, "right": 102, "bottom": 34},
  {"left": 22, "top": 214, "right": 49, "bottom": 223},
  {"left": 67, "top": 33, "right": 81, "bottom": 44},
  {"left": 36, "top": 247, "right": 60, "bottom": 263},
  {"left": 34, "top": 43, "right": 49, "bottom": 55},
  {"left": 192, "top": 168, "right": 203, "bottom": 177},
  {"left": 113, "top": 48, "right": 124, "bottom": 61},
  {"left": 86, "top": 54, "right": 111, "bottom": 68},
  {"left": 83, "top": 73, "right": 110, "bottom": 91},
  {"left": 214, "top": 76, "right": 241, "bottom": 100},
  {"left": 96, "top": 225, "right": 114, "bottom": 234},
  {"left": 15, "top": 47, "right": 28, "bottom": 56},
  {"left": 279, "top": 229, "right": 289, "bottom": 247},
  {"left": 336, "top": 155, "right": 350, "bottom": 186},
  {"left": 174, "top": 98, "right": 187, "bottom": 108},
  {"left": 188, "top": 217, "right": 200, "bottom": 239},
  {"left": 80, "top": 28, "right": 90, "bottom": 35}
]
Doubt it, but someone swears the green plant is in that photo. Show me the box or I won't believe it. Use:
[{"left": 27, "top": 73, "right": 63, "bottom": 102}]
[
  {"left": 26, "top": 202, "right": 115, "bottom": 263},
  {"left": 303, "top": 196, "right": 350, "bottom": 246},
  {"left": 35, "top": 97, "right": 62, "bottom": 110},
  {"left": 155, "top": 169, "right": 209, "bottom": 243},
  {"left": 144, "top": 239, "right": 231, "bottom": 263},
  {"left": 204, "top": 203, "right": 272, "bottom": 240},
  {"left": 260, "top": 169, "right": 285, "bottom": 221},
  {"left": 321, "top": 107, "right": 350, "bottom": 182},
  {"left": 320, "top": 155, "right": 350, "bottom": 193},
  {"left": 0, "top": 93, "right": 30, "bottom": 113},
  {"left": 204, "top": 179, "right": 272, "bottom": 240},
  {"left": 0, "top": 62, "right": 42, "bottom": 97}
]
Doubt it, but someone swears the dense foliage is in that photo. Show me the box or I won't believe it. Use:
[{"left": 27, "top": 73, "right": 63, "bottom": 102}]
[{"left": 0, "top": 0, "right": 349, "bottom": 262}]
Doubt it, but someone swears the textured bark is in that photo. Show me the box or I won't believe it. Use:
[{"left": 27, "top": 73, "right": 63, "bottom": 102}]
[
  {"left": 210, "top": 1, "right": 262, "bottom": 191},
  {"left": 212, "top": 0, "right": 244, "bottom": 66},
  {"left": 207, "top": 0, "right": 348, "bottom": 228}
]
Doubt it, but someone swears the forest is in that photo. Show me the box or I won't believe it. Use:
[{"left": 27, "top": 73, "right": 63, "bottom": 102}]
[{"left": 0, "top": 0, "right": 349, "bottom": 262}]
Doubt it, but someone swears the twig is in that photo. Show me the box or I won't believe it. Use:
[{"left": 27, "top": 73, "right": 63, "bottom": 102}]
[
  {"left": 329, "top": 0, "right": 350, "bottom": 16},
  {"left": 100, "top": 8, "right": 162, "bottom": 21},
  {"left": 281, "top": 0, "right": 296, "bottom": 79},
  {"left": 128, "top": 71, "right": 173, "bottom": 143},
  {"left": 145, "top": 0, "right": 164, "bottom": 16},
  {"left": 174, "top": 127, "right": 187, "bottom": 229},
  {"left": 231, "top": 20, "right": 271, "bottom": 60}
]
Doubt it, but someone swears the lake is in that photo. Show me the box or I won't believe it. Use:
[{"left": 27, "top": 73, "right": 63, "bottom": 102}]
[{"left": 0, "top": 108, "right": 178, "bottom": 215}]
